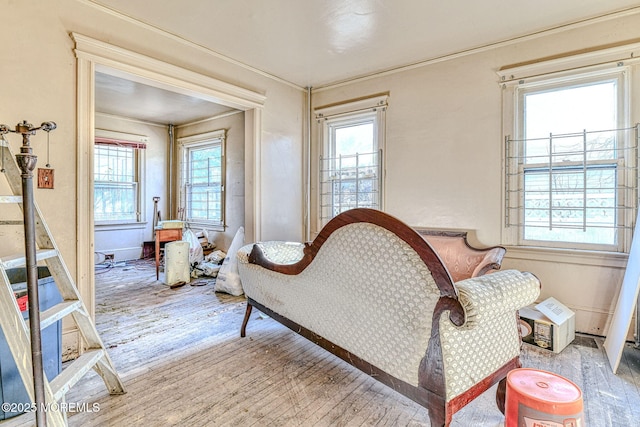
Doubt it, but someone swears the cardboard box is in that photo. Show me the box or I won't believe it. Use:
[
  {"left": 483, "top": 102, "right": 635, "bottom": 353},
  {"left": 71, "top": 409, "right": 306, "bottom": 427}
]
[{"left": 518, "top": 297, "right": 575, "bottom": 353}]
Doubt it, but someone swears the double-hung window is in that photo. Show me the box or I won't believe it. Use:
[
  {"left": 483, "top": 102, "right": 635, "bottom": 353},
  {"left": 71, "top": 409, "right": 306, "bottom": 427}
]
[
  {"left": 502, "top": 62, "right": 636, "bottom": 252},
  {"left": 94, "top": 133, "right": 146, "bottom": 224},
  {"left": 178, "top": 130, "right": 225, "bottom": 228},
  {"left": 316, "top": 94, "right": 387, "bottom": 226}
]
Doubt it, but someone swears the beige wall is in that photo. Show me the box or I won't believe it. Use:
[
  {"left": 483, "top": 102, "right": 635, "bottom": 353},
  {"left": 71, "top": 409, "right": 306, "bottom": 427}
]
[{"left": 310, "top": 13, "right": 640, "bottom": 337}]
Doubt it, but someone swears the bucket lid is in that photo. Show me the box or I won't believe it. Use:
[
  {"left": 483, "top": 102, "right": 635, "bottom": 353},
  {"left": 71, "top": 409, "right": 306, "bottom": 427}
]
[{"left": 507, "top": 368, "right": 582, "bottom": 404}]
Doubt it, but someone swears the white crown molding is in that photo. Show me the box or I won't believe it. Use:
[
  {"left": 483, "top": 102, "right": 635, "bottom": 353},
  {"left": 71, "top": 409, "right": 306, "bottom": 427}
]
[
  {"left": 176, "top": 109, "right": 244, "bottom": 129},
  {"left": 95, "top": 112, "right": 168, "bottom": 128}
]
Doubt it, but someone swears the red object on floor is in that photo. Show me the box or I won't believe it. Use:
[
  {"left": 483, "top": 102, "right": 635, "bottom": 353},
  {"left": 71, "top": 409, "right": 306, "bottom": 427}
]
[{"left": 505, "top": 368, "right": 584, "bottom": 427}]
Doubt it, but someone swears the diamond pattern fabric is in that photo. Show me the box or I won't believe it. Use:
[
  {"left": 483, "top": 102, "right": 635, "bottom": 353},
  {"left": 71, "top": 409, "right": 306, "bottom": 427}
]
[{"left": 439, "top": 270, "right": 540, "bottom": 399}]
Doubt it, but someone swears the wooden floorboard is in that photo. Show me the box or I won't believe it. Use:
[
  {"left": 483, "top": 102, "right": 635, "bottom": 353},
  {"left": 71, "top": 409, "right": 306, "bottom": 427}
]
[{"left": 6, "top": 258, "right": 634, "bottom": 426}]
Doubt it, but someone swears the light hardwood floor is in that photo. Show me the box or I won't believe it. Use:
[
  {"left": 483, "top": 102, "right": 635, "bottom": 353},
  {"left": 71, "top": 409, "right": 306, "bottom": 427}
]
[{"left": 8, "top": 259, "right": 640, "bottom": 426}]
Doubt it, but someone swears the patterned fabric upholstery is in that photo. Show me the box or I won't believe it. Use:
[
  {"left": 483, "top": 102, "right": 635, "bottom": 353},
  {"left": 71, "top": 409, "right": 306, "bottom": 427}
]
[
  {"left": 439, "top": 270, "right": 540, "bottom": 400},
  {"left": 255, "top": 241, "right": 305, "bottom": 265},
  {"left": 237, "top": 223, "right": 540, "bottom": 402},
  {"left": 239, "top": 223, "right": 440, "bottom": 386}
]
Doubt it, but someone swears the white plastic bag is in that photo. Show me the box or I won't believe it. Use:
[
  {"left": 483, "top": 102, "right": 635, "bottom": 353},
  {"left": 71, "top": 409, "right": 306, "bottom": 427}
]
[
  {"left": 200, "top": 262, "right": 221, "bottom": 277},
  {"left": 182, "top": 228, "right": 204, "bottom": 265},
  {"left": 215, "top": 227, "right": 244, "bottom": 296},
  {"left": 205, "top": 250, "right": 226, "bottom": 264}
]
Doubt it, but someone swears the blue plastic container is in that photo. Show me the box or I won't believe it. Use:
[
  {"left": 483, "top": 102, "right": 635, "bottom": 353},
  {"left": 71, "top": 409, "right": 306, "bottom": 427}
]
[{"left": 0, "top": 267, "right": 62, "bottom": 420}]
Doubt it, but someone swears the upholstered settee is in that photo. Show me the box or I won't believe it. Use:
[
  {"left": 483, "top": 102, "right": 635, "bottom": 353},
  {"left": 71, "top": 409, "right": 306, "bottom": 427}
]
[
  {"left": 414, "top": 228, "right": 506, "bottom": 282},
  {"left": 237, "top": 209, "right": 540, "bottom": 426}
]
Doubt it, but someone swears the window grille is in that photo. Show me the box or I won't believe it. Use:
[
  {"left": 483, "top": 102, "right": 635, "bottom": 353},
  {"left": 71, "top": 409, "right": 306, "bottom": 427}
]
[
  {"left": 505, "top": 125, "right": 639, "bottom": 249},
  {"left": 319, "top": 150, "right": 381, "bottom": 224}
]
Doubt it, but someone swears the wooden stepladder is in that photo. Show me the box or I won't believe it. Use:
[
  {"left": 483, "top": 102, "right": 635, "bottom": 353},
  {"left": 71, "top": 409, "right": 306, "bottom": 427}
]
[{"left": 0, "top": 123, "right": 125, "bottom": 426}]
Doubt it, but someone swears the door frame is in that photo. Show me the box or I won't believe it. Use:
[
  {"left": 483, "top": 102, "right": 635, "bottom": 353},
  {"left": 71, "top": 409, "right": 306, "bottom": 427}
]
[{"left": 72, "top": 33, "right": 264, "bottom": 327}]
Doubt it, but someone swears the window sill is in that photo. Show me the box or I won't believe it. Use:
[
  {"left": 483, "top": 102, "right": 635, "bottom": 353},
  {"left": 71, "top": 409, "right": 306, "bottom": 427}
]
[
  {"left": 186, "top": 221, "right": 225, "bottom": 232},
  {"left": 504, "top": 245, "right": 628, "bottom": 269},
  {"left": 95, "top": 222, "right": 147, "bottom": 231}
]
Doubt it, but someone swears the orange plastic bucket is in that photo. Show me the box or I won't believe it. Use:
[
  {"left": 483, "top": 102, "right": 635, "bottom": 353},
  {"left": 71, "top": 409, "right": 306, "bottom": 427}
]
[{"left": 505, "top": 368, "right": 584, "bottom": 427}]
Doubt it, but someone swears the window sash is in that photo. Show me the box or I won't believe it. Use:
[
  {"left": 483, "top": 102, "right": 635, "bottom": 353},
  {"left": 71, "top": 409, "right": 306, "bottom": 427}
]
[
  {"left": 521, "top": 163, "right": 618, "bottom": 245},
  {"left": 324, "top": 151, "right": 381, "bottom": 218},
  {"left": 94, "top": 181, "right": 138, "bottom": 222},
  {"left": 185, "top": 182, "right": 223, "bottom": 223},
  {"left": 94, "top": 145, "right": 135, "bottom": 183}
]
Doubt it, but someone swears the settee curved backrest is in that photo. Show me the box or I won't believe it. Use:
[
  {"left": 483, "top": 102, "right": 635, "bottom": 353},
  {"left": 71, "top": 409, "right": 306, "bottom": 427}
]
[{"left": 240, "top": 209, "right": 465, "bottom": 387}]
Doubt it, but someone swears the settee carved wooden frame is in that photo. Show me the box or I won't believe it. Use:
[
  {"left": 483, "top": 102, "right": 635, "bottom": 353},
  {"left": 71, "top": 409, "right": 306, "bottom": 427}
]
[{"left": 240, "top": 208, "right": 519, "bottom": 426}]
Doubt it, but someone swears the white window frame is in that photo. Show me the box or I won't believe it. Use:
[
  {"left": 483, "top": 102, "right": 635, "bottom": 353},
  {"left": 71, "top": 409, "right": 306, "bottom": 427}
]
[
  {"left": 94, "top": 130, "right": 147, "bottom": 227},
  {"left": 499, "top": 45, "right": 640, "bottom": 253},
  {"left": 315, "top": 94, "right": 387, "bottom": 227},
  {"left": 178, "top": 129, "right": 226, "bottom": 230}
]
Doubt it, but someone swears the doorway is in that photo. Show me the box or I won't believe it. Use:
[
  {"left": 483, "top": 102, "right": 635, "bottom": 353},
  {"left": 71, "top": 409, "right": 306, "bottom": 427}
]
[{"left": 72, "top": 33, "right": 265, "bottom": 356}]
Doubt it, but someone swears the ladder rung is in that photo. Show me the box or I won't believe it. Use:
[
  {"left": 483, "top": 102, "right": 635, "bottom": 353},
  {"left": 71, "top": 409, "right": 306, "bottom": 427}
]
[
  {"left": 0, "top": 195, "right": 22, "bottom": 203},
  {"left": 39, "top": 300, "right": 82, "bottom": 330},
  {"left": 50, "top": 349, "right": 105, "bottom": 401},
  {"left": 0, "top": 249, "right": 58, "bottom": 269}
]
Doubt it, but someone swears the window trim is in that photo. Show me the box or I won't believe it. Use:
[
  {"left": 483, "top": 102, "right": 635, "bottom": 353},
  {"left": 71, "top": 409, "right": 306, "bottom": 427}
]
[
  {"left": 315, "top": 94, "right": 387, "bottom": 228},
  {"left": 501, "top": 50, "right": 636, "bottom": 252},
  {"left": 178, "top": 129, "right": 226, "bottom": 230}
]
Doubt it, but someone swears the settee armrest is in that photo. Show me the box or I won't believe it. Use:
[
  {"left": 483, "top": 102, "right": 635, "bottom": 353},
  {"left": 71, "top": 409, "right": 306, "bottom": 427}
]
[
  {"left": 471, "top": 246, "right": 507, "bottom": 277},
  {"left": 454, "top": 269, "right": 540, "bottom": 328},
  {"left": 414, "top": 229, "right": 506, "bottom": 282},
  {"left": 439, "top": 269, "right": 540, "bottom": 402}
]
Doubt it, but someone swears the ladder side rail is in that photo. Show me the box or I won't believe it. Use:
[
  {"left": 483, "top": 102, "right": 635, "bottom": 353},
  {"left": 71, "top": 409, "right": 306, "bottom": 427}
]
[
  {"left": 0, "top": 269, "right": 36, "bottom": 403},
  {"left": 4, "top": 142, "right": 81, "bottom": 302},
  {"left": 44, "top": 254, "right": 82, "bottom": 302},
  {"left": 69, "top": 306, "right": 126, "bottom": 394}
]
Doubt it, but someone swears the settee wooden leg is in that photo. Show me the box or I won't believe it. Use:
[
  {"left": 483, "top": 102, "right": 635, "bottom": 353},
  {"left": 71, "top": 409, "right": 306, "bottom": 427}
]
[
  {"left": 496, "top": 377, "right": 507, "bottom": 414},
  {"left": 426, "top": 399, "right": 447, "bottom": 427},
  {"left": 240, "top": 303, "right": 253, "bottom": 337}
]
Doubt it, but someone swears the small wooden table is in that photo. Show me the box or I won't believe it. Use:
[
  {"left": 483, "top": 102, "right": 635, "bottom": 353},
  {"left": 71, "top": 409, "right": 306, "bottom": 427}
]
[{"left": 155, "top": 228, "right": 183, "bottom": 280}]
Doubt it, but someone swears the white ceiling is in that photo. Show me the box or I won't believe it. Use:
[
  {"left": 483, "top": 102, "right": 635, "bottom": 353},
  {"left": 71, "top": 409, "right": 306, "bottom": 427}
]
[
  {"left": 92, "top": 0, "right": 640, "bottom": 88},
  {"left": 91, "top": 0, "right": 640, "bottom": 124},
  {"left": 95, "top": 72, "right": 238, "bottom": 125}
]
